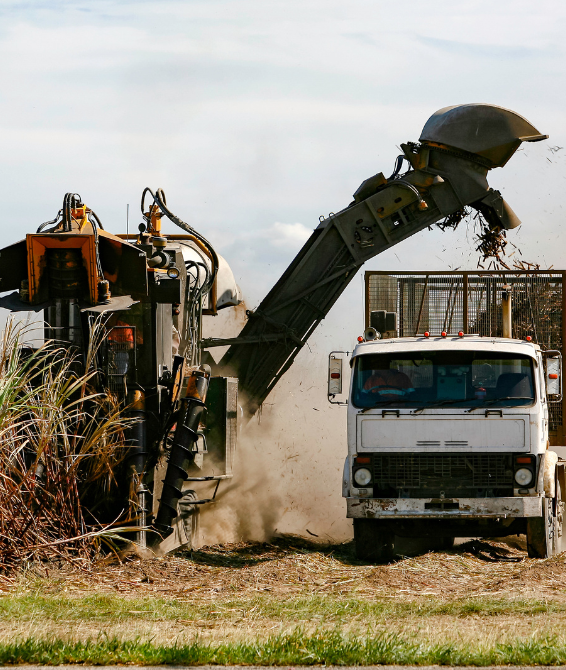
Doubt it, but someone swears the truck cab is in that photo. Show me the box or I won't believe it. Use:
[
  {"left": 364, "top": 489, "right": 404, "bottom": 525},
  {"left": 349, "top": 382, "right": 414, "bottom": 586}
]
[{"left": 333, "top": 332, "right": 564, "bottom": 562}]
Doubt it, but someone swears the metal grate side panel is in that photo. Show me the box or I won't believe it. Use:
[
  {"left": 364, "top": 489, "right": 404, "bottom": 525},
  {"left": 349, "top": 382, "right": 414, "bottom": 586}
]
[{"left": 366, "top": 271, "right": 565, "bottom": 434}]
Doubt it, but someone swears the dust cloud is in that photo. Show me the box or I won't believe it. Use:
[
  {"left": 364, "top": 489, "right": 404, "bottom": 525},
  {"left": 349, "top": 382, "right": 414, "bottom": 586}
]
[
  {"left": 197, "top": 337, "right": 354, "bottom": 547},
  {"left": 197, "top": 287, "right": 356, "bottom": 547},
  {"left": 197, "top": 433, "right": 283, "bottom": 545}
]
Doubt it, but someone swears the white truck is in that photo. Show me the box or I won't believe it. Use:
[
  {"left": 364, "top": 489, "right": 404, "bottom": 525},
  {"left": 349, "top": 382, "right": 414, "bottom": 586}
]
[{"left": 330, "top": 306, "right": 565, "bottom": 562}]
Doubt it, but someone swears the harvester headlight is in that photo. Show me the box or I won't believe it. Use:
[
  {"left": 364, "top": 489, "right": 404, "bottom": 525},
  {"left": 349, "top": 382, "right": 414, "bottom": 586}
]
[
  {"left": 354, "top": 467, "right": 372, "bottom": 487},
  {"left": 514, "top": 467, "right": 534, "bottom": 487}
]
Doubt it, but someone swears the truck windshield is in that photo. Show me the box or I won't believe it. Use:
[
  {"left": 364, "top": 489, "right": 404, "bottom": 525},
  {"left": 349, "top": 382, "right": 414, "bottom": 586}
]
[{"left": 352, "top": 350, "right": 536, "bottom": 410}]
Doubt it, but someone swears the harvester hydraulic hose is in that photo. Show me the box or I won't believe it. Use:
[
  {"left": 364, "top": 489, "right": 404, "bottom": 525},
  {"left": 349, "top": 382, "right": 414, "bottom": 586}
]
[
  {"left": 87, "top": 212, "right": 105, "bottom": 280},
  {"left": 126, "top": 389, "right": 148, "bottom": 477},
  {"left": 62, "top": 192, "right": 82, "bottom": 232},
  {"left": 388, "top": 154, "right": 407, "bottom": 180},
  {"left": 89, "top": 209, "right": 104, "bottom": 230},
  {"left": 36, "top": 195, "right": 105, "bottom": 234},
  {"left": 153, "top": 365, "right": 211, "bottom": 538},
  {"left": 36, "top": 213, "right": 62, "bottom": 234},
  {"left": 140, "top": 187, "right": 218, "bottom": 292}
]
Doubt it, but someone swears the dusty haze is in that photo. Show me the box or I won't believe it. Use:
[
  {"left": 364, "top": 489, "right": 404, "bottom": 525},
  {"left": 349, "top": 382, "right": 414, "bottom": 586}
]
[{"left": 199, "top": 306, "right": 354, "bottom": 545}]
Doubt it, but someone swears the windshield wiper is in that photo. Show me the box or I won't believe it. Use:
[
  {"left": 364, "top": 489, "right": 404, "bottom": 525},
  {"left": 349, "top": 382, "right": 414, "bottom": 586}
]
[
  {"left": 359, "top": 395, "right": 531, "bottom": 415},
  {"left": 412, "top": 399, "right": 472, "bottom": 414},
  {"left": 359, "top": 399, "right": 420, "bottom": 413},
  {"left": 466, "top": 396, "right": 533, "bottom": 413}
]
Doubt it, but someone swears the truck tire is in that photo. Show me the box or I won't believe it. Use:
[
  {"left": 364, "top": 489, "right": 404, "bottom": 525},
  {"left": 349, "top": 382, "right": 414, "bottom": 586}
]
[
  {"left": 527, "top": 496, "right": 558, "bottom": 559},
  {"left": 353, "top": 518, "right": 395, "bottom": 563},
  {"left": 430, "top": 536, "right": 455, "bottom": 551}
]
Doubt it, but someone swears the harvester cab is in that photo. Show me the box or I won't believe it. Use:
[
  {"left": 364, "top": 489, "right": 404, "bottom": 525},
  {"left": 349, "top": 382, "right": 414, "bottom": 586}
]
[{"left": 0, "top": 188, "right": 242, "bottom": 552}]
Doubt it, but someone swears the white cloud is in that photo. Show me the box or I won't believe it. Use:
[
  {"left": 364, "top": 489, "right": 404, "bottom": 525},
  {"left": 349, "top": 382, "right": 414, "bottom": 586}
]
[{"left": 269, "top": 222, "right": 312, "bottom": 248}]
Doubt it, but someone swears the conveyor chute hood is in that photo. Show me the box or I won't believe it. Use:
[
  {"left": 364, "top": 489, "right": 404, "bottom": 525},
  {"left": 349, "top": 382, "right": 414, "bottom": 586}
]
[{"left": 420, "top": 103, "right": 548, "bottom": 168}]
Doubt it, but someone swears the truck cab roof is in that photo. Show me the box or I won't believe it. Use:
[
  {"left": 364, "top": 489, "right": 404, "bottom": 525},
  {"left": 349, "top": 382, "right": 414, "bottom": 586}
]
[{"left": 352, "top": 335, "right": 540, "bottom": 361}]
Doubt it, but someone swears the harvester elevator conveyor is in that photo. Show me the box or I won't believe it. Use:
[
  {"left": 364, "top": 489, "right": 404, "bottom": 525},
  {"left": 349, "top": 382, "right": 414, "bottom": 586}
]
[{"left": 212, "top": 104, "right": 548, "bottom": 417}]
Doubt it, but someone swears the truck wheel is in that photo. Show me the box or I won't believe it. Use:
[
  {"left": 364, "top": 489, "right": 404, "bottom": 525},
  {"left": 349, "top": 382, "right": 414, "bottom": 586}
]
[
  {"left": 430, "top": 536, "right": 455, "bottom": 551},
  {"left": 353, "top": 518, "right": 395, "bottom": 563},
  {"left": 527, "top": 497, "right": 557, "bottom": 558}
]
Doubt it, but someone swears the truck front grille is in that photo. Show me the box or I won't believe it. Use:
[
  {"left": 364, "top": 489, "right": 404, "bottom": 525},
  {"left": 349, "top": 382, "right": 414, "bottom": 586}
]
[{"left": 372, "top": 453, "right": 514, "bottom": 498}]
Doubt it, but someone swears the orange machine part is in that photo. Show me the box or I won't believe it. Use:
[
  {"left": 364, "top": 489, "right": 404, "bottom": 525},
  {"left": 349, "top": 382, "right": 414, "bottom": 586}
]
[{"left": 26, "top": 233, "right": 99, "bottom": 305}]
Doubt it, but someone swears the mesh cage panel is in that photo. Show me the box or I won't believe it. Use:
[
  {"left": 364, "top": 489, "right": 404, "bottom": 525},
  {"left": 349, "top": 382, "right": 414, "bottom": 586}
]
[{"left": 366, "top": 271, "right": 565, "bottom": 435}]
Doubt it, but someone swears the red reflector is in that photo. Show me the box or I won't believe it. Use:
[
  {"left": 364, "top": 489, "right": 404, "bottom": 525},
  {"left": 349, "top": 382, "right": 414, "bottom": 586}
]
[
  {"left": 330, "top": 373, "right": 340, "bottom": 379},
  {"left": 441, "top": 331, "right": 447, "bottom": 338},
  {"left": 109, "top": 327, "right": 134, "bottom": 344},
  {"left": 526, "top": 336, "right": 532, "bottom": 342},
  {"left": 424, "top": 331, "right": 430, "bottom": 338},
  {"left": 549, "top": 373, "right": 558, "bottom": 379},
  {"left": 458, "top": 331, "right": 464, "bottom": 338},
  {"left": 355, "top": 456, "right": 371, "bottom": 464},
  {"left": 357, "top": 336, "right": 364, "bottom": 342},
  {"left": 516, "top": 456, "right": 532, "bottom": 463}
]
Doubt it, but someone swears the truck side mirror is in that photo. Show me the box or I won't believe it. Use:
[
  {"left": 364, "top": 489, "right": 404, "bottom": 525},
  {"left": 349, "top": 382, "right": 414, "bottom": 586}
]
[
  {"left": 544, "top": 351, "right": 562, "bottom": 402},
  {"left": 328, "top": 352, "right": 349, "bottom": 405}
]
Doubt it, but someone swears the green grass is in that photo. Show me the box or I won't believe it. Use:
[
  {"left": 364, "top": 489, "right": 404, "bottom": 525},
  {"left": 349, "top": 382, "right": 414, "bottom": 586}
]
[
  {"left": 0, "top": 592, "right": 564, "bottom": 624},
  {"left": 3, "top": 630, "right": 566, "bottom": 665},
  {"left": 1, "top": 592, "right": 566, "bottom": 664},
  {"left": 0, "top": 593, "right": 566, "bottom": 623}
]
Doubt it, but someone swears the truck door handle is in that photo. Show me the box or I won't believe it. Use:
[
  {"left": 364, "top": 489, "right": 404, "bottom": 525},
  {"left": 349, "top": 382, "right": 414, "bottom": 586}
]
[{"left": 382, "top": 410, "right": 400, "bottom": 417}]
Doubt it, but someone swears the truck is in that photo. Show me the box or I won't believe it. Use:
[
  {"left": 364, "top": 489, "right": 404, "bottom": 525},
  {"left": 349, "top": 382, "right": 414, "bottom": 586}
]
[
  {"left": 0, "top": 103, "right": 547, "bottom": 553},
  {"left": 332, "top": 270, "right": 566, "bottom": 561}
]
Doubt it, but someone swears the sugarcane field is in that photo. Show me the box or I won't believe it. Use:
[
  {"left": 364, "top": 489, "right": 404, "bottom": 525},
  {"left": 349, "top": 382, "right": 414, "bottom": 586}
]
[{"left": 1, "top": 1, "right": 566, "bottom": 667}]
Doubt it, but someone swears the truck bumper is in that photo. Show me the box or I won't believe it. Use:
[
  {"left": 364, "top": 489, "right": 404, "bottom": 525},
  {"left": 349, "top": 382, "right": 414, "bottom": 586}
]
[{"left": 347, "top": 496, "right": 543, "bottom": 519}]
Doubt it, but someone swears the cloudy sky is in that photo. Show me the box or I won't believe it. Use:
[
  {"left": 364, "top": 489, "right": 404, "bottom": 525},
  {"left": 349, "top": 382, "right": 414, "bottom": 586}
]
[
  {"left": 1, "top": 0, "right": 565, "bottom": 540},
  {"left": 1, "top": 0, "right": 565, "bottom": 341}
]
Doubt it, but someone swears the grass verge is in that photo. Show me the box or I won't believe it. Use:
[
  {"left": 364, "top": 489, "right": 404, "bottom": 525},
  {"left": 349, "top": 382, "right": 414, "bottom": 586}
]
[
  {"left": 3, "top": 630, "right": 566, "bottom": 666},
  {"left": 0, "top": 592, "right": 564, "bottom": 624}
]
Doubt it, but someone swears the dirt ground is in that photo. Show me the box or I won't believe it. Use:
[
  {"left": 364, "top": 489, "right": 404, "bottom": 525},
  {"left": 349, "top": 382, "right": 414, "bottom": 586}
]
[
  {"left": 15, "top": 535, "right": 565, "bottom": 602},
  {"left": 2, "top": 536, "right": 566, "bottom": 645}
]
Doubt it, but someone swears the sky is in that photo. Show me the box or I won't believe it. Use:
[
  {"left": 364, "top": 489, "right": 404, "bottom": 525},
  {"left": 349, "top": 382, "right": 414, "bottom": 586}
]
[
  {"left": 1, "top": 0, "right": 565, "bottom": 539},
  {"left": 0, "top": 0, "right": 565, "bottom": 333}
]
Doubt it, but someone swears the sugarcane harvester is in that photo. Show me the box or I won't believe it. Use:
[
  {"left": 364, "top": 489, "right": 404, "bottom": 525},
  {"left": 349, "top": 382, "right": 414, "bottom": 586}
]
[
  {"left": 0, "top": 104, "right": 546, "bottom": 551},
  {"left": 0, "top": 188, "right": 242, "bottom": 549}
]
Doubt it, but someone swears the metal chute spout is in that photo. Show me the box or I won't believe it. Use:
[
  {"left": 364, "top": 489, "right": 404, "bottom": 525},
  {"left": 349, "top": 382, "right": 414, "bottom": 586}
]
[
  {"left": 473, "top": 188, "right": 522, "bottom": 231},
  {"left": 420, "top": 103, "right": 548, "bottom": 168}
]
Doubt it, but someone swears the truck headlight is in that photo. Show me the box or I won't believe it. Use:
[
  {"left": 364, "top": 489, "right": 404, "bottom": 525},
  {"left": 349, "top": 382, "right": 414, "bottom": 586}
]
[
  {"left": 514, "top": 467, "right": 534, "bottom": 487},
  {"left": 354, "top": 467, "right": 372, "bottom": 486}
]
